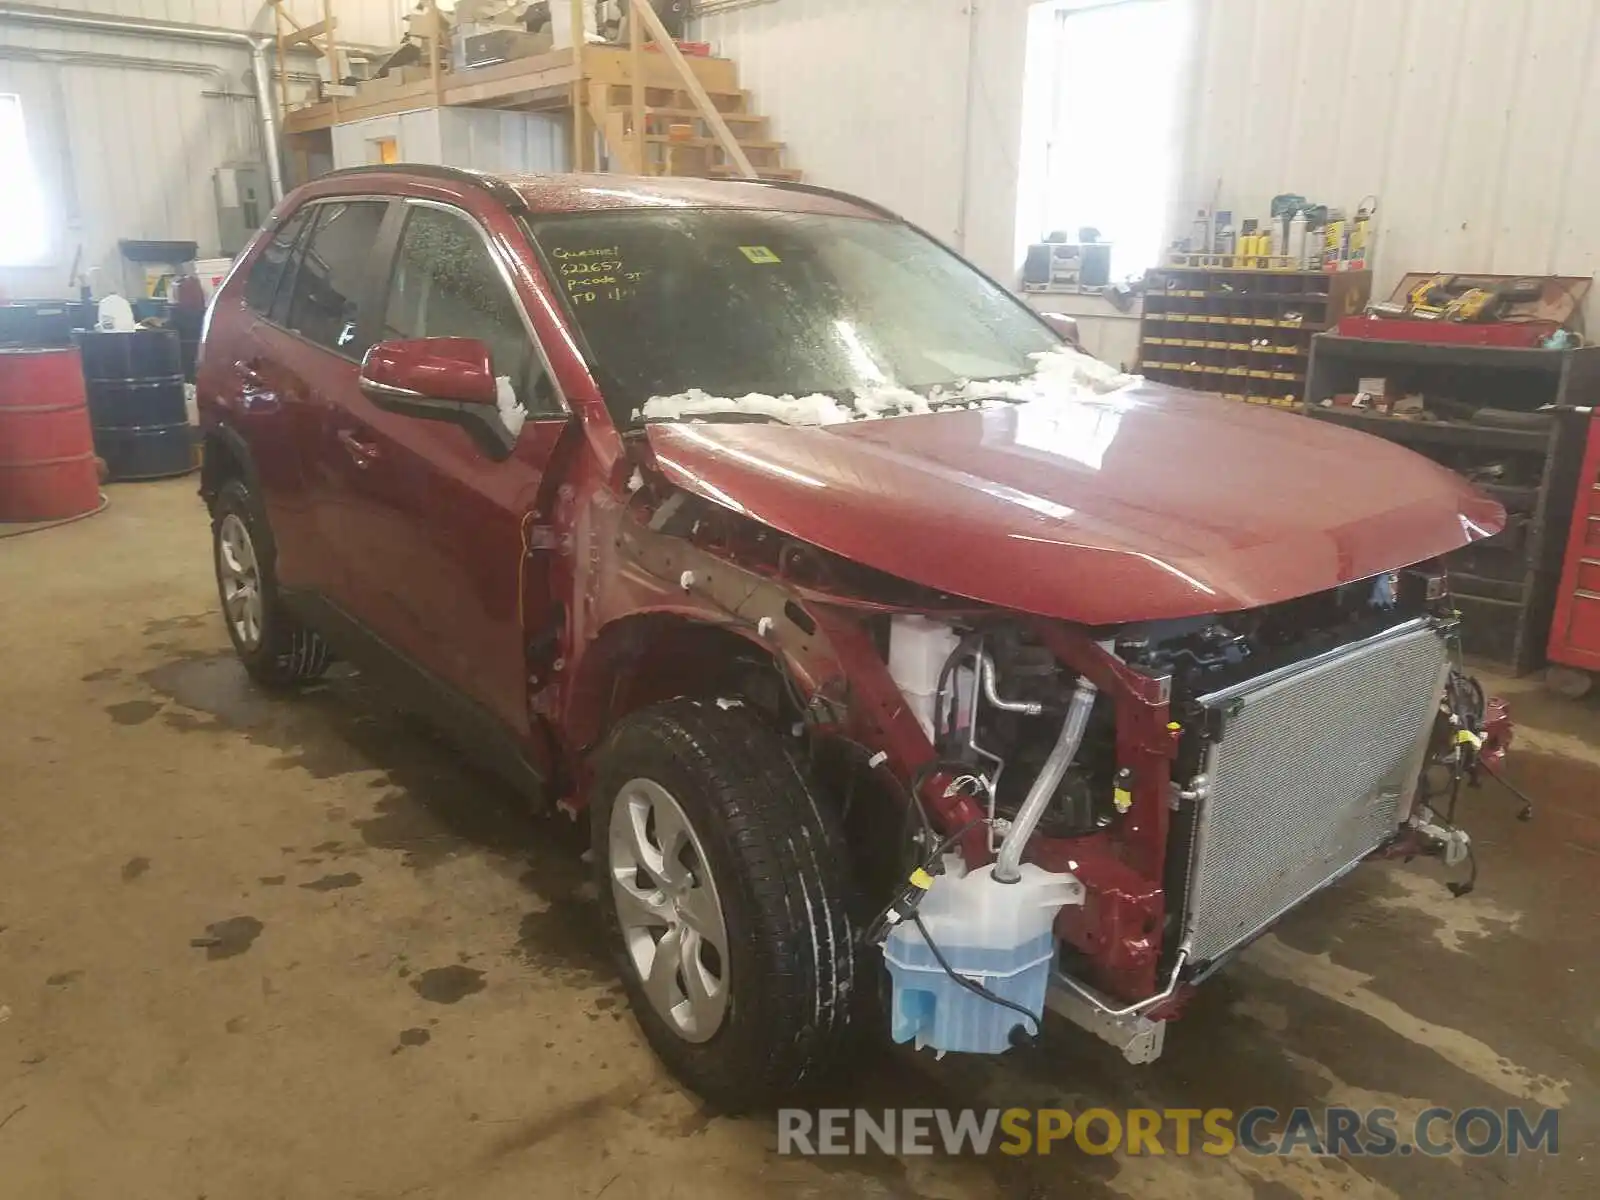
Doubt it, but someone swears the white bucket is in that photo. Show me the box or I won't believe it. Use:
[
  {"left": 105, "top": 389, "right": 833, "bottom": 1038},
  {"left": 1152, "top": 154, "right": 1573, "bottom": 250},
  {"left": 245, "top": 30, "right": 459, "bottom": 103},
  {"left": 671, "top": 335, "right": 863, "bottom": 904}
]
[{"left": 194, "top": 257, "right": 233, "bottom": 299}]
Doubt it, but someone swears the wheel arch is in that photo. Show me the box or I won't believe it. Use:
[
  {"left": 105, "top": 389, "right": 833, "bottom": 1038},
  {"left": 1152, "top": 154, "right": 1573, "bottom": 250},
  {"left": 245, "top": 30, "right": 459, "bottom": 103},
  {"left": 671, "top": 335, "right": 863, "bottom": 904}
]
[
  {"left": 199, "top": 422, "right": 260, "bottom": 508},
  {"left": 563, "top": 612, "right": 799, "bottom": 768}
]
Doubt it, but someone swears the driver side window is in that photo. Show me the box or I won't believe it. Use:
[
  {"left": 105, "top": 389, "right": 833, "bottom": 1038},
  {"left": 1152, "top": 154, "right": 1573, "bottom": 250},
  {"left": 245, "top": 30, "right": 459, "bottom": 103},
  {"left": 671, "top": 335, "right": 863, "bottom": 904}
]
[{"left": 383, "top": 204, "right": 561, "bottom": 420}]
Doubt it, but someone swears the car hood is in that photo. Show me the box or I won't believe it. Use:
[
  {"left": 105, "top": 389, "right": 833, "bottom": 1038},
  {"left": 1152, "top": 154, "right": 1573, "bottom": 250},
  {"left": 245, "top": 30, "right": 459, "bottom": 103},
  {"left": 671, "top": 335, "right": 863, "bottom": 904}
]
[{"left": 644, "top": 382, "right": 1504, "bottom": 625}]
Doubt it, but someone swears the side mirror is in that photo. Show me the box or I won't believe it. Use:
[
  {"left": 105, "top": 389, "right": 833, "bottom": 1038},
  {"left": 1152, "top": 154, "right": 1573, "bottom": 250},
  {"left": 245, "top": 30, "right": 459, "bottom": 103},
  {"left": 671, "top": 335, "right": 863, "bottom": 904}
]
[
  {"left": 1039, "top": 312, "right": 1082, "bottom": 348},
  {"left": 359, "top": 337, "right": 513, "bottom": 457}
]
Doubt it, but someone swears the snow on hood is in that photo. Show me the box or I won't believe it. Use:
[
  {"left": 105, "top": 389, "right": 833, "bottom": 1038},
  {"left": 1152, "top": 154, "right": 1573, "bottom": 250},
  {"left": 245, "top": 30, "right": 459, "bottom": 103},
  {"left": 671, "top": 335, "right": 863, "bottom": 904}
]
[{"left": 636, "top": 345, "right": 1138, "bottom": 426}]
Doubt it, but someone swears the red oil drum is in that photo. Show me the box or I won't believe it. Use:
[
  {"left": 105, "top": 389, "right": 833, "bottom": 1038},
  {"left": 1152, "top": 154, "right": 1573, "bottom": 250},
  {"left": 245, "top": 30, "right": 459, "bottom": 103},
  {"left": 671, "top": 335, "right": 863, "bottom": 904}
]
[{"left": 0, "top": 347, "right": 102, "bottom": 523}]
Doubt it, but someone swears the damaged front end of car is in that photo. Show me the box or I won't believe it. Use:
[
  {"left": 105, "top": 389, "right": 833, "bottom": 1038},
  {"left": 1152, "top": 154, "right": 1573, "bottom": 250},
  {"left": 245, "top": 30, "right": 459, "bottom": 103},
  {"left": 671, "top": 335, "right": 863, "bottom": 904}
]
[
  {"left": 858, "top": 564, "right": 1517, "bottom": 1064},
  {"left": 591, "top": 475, "right": 1510, "bottom": 1068}
]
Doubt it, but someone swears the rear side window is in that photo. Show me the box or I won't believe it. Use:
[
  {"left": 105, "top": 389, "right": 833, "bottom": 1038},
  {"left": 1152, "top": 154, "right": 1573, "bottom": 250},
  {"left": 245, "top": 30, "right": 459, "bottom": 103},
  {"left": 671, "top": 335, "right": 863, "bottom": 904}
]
[
  {"left": 242, "top": 207, "right": 311, "bottom": 314},
  {"left": 283, "top": 200, "right": 389, "bottom": 356},
  {"left": 381, "top": 204, "right": 560, "bottom": 417}
]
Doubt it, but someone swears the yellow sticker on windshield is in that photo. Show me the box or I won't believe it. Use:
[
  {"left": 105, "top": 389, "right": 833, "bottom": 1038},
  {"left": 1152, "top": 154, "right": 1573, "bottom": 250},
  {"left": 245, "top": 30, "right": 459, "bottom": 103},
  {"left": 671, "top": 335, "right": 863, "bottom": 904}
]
[{"left": 739, "top": 245, "right": 781, "bottom": 264}]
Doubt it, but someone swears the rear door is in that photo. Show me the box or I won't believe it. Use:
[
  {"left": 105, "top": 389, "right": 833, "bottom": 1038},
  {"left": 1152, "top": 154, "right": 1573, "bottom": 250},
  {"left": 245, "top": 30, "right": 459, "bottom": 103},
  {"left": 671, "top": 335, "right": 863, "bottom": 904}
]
[
  {"left": 257, "top": 197, "right": 396, "bottom": 607},
  {"left": 203, "top": 205, "right": 321, "bottom": 586},
  {"left": 322, "top": 197, "right": 573, "bottom": 739}
]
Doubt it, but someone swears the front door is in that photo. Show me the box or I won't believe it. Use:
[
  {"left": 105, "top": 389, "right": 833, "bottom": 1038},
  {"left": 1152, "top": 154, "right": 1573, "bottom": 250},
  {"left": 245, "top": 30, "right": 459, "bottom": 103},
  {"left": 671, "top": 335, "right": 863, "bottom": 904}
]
[{"left": 322, "top": 198, "right": 573, "bottom": 739}]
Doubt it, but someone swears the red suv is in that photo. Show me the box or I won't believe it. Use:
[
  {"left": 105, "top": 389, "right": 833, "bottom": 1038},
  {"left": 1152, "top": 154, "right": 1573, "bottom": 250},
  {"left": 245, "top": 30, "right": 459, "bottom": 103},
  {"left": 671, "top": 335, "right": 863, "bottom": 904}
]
[{"left": 198, "top": 166, "right": 1507, "bottom": 1109}]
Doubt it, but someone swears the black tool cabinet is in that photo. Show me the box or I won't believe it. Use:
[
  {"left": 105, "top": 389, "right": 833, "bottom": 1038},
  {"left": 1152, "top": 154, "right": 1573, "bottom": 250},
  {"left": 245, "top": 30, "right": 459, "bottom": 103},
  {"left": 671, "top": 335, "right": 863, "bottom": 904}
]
[{"left": 1304, "top": 336, "right": 1600, "bottom": 673}]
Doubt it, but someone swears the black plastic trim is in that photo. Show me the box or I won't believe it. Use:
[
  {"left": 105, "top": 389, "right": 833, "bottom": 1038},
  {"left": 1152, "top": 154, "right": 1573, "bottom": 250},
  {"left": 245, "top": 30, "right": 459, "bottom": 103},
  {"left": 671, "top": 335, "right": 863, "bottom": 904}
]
[{"left": 199, "top": 421, "right": 262, "bottom": 505}]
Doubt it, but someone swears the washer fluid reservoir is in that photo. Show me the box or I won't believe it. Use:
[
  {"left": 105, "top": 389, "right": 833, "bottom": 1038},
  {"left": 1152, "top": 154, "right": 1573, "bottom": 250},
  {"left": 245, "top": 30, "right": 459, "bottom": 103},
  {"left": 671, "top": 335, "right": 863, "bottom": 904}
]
[{"left": 884, "top": 860, "right": 1084, "bottom": 1054}]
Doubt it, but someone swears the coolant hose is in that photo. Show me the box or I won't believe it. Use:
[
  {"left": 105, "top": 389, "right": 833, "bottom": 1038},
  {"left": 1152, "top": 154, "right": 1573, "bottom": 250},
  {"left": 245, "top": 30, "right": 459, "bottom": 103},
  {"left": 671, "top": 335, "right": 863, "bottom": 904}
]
[{"left": 993, "top": 679, "right": 1098, "bottom": 883}]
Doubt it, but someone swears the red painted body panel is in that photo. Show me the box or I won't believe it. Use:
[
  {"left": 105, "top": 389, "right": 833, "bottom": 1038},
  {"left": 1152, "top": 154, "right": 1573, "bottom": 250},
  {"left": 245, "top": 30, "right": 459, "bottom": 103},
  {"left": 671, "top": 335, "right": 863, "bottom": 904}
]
[
  {"left": 1547, "top": 411, "right": 1600, "bottom": 672},
  {"left": 648, "top": 385, "right": 1505, "bottom": 625},
  {"left": 359, "top": 337, "right": 499, "bottom": 405}
]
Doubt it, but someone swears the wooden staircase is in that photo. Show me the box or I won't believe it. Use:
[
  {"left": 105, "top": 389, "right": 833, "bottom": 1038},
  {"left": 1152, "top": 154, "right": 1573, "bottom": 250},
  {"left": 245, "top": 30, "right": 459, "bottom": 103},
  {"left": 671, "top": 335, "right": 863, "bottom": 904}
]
[
  {"left": 579, "top": 0, "right": 798, "bottom": 184},
  {"left": 588, "top": 79, "right": 799, "bottom": 182}
]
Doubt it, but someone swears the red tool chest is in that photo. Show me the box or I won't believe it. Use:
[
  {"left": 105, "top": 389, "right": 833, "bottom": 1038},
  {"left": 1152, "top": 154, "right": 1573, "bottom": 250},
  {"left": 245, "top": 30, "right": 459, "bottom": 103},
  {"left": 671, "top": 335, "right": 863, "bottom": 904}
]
[{"left": 1548, "top": 411, "right": 1600, "bottom": 671}]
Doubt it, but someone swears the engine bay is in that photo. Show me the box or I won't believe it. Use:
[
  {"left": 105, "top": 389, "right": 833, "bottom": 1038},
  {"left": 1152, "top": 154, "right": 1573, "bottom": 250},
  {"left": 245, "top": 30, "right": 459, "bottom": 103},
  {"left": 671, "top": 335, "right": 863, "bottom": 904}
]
[{"left": 900, "top": 563, "right": 1449, "bottom": 850}]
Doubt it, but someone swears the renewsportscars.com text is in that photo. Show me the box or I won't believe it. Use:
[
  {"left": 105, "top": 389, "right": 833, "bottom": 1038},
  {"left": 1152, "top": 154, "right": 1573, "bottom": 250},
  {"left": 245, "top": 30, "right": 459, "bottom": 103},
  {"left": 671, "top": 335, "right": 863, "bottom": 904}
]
[{"left": 777, "top": 1106, "right": 1560, "bottom": 1158}]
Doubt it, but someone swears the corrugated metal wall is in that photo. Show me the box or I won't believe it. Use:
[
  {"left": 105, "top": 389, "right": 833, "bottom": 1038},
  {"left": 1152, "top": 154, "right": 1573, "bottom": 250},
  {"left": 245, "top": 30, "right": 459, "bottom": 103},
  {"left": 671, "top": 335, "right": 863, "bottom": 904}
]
[
  {"left": 26, "top": 1, "right": 400, "bottom": 46},
  {"left": 699, "top": 0, "right": 971, "bottom": 239},
  {"left": 0, "top": 1, "right": 401, "bottom": 298},
  {"left": 1176, "top": 0, "right": 1600, "bottom": 313},
  {"left": 331, "top": 108, "right": 568, "bottom": 173},
  {"left": 703, "top": 0, "right": 1600, "bottom": 313},
  {"left": 0, "top": 29, "right": 261, "bottom": 296},
  {"left": 436, "top": 108, "right": 569, "bottom": 173},
  {"left": 696, "top": 0, "right": 1035, "bottom": 283}
]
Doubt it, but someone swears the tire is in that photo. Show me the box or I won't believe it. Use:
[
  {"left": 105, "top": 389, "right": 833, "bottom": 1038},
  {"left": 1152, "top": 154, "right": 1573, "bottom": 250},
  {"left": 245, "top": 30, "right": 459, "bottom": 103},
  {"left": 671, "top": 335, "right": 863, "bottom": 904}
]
[
  {"left": 210, "top": 477, "right": 331, "bottom": 687},
  {"left": 591, "top": 698, "right": 856, "bottom": 1111}
]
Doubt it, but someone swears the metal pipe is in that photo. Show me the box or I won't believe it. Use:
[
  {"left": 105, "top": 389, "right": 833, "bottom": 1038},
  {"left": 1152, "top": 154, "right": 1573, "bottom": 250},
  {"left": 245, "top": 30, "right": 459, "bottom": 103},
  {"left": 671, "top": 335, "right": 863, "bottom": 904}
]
[
  {"left": 952, "top": 0, "right": 980, "bottom": 251},
  {"left": 993, "top": 679, "right": 1097, "bottom": 883},
  {"left": 1050, "top": 947, "right": 1190, "bottom": 1018},
  {"left": 977, "top": 650, "right": 1043, "bottom": 716},
  {"left": 0, "top": 45, "right": 226, "bottom": 78},
  {"left": 0, "top": 3, "right": 285, "bottom": 203},
  {"left": 247, "top": 39, "right": 286, "bottom": 204}
]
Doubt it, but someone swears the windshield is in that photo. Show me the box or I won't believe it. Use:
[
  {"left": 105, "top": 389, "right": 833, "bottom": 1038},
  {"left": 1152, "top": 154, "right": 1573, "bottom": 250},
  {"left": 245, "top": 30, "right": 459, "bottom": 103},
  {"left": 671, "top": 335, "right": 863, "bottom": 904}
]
[{"left": 527, "top": 209, "right": 1067, "bottom": 426}]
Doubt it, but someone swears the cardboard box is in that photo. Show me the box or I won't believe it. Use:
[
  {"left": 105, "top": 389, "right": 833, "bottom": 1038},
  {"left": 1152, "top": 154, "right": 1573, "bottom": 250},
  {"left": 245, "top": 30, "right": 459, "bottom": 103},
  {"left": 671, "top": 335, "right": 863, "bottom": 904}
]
[{"left": 1355, "top": 376, "right": 1395, "bottom": 413}]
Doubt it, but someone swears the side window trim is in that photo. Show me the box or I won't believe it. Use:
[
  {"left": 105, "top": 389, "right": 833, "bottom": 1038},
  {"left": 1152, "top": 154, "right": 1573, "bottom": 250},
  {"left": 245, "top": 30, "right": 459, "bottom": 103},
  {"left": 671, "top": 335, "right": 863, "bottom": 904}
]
[
  {"left": 261, "top": 195, "right": 399, "bottom": 362},
  {"left": 268, "top": 204, "right": 317, "bottom": 327},
  {"left": 244, "top": 206, "right": 310, "bottom": 318},
  {"left": 384, "top": 197, "right": 570, "bottom": 417},
  {"left": 358, "top": 200, "right": 409, "bottom": 354}
]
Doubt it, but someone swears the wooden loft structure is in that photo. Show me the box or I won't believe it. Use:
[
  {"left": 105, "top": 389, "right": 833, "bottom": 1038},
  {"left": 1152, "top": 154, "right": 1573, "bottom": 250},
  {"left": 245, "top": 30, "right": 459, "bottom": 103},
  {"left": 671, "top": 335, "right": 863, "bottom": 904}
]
[{"left": 278, "top": 0, "right": 798, "bottom": 185}]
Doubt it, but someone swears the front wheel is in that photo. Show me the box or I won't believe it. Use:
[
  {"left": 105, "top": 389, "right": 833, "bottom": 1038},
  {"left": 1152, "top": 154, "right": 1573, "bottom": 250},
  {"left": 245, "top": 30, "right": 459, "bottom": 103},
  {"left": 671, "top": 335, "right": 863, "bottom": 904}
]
[{"left": 591, "top": 698, "right": 856, "bottom": 1110}]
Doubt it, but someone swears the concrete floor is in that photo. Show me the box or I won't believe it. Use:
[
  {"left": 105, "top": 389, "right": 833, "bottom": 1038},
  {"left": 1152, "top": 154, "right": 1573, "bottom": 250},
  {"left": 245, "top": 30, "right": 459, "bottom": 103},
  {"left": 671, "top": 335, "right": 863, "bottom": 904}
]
[{"left": 1, "top": 476, "right": 1597, "bottom": 1200}]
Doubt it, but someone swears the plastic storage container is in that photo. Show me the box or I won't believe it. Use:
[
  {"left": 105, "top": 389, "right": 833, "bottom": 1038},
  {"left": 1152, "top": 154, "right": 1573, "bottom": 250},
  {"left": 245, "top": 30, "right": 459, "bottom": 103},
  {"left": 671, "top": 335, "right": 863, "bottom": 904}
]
[
  {"left": 884, "top": 860, "right": 1083, "bottom": 1054},
  {"left": 887, "top": 616, "right": 965, "bottom": 740}
]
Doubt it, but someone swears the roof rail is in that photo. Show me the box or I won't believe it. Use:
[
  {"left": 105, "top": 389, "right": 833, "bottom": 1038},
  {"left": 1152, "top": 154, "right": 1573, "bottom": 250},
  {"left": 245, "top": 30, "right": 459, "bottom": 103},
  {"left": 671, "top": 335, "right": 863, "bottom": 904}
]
[{"left": 317, "top": 163, "right": 531, "bottom": 214}]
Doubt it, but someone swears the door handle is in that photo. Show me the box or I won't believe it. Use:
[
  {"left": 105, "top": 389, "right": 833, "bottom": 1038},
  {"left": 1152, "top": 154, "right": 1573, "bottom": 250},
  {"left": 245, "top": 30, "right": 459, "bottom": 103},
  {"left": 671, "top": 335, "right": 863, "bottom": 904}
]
[
  {"left": 236, "top": 358, "right": 264, "bottom": 384},
  {"left": 338, "top": 428, "right": 381, "bottom": 469}
]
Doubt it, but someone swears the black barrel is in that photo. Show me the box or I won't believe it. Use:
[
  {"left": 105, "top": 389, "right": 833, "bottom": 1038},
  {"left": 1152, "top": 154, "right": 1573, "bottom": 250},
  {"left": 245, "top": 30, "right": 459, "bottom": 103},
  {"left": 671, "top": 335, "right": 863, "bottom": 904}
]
[
  {"left": 74, "top": 329, "right": 193, "bottom": 480},
  {"left": 0, "top": 301, "right": 97, "bottom": 348}
]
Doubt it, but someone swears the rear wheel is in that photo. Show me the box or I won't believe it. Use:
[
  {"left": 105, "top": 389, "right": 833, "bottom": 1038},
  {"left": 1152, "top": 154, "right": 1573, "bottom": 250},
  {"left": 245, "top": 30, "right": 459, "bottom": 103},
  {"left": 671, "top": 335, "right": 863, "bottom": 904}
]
[
  {"left": 591, "top": 698, "right": 856, "bottom": 1110},
  {"left": 210, "top": 477, "right": 330, "bottom": 686}
]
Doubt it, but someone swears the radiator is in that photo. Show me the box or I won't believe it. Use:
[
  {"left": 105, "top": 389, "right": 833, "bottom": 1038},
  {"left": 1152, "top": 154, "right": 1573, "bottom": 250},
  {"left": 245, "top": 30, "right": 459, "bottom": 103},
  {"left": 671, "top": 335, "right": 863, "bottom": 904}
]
[{"left": 1182, "top": 618, "right": 1450, "bottom": 965}]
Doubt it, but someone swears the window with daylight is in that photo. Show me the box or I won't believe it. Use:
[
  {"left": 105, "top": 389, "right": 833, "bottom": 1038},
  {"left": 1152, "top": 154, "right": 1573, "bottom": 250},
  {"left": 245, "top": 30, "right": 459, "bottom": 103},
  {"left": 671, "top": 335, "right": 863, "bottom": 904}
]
[
  {"left": 1016, "top": 0, "right": 1190, "bottom": 284},
  {"left": 0, "top": 94, "right": 50, "bottom": 266}
]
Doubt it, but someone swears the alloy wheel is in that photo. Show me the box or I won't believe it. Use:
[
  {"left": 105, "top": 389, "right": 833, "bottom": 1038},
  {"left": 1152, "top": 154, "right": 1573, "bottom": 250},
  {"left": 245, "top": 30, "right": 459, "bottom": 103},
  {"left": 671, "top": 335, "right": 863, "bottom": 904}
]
[
  {"left": 217, "top": 512, "right": 264, "bottom": 650},
  {"left": 608, "top": 777, "right": 731, "bottom": 1043}
]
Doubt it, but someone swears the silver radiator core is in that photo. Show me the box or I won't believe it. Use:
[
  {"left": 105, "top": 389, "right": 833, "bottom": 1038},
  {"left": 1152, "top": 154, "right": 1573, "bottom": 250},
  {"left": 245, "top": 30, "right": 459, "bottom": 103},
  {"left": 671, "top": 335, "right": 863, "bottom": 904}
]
[{"left": 1182, "top": 618, "right": 1449, "bottom": 965}]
